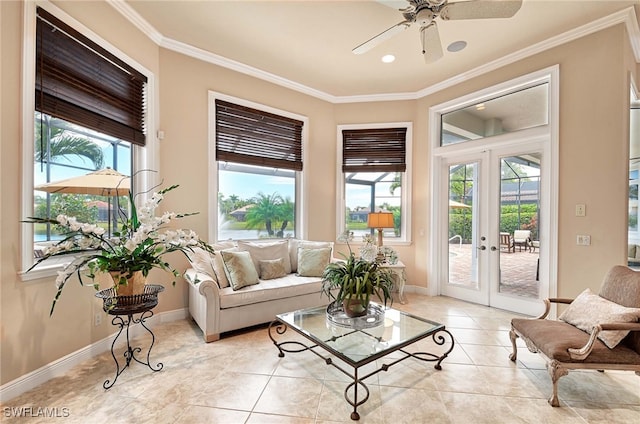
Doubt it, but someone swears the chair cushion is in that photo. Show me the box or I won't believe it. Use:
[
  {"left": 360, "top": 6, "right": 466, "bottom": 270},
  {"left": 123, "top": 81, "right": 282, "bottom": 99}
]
[{"left": 512, "top": 318, "right": 640, "bottom": 364}]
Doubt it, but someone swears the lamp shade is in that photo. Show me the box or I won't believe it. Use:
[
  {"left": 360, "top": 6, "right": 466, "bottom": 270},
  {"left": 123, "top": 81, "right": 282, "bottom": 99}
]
[{"left": 367, "top": 212, "right": 395, "bottom": 229}]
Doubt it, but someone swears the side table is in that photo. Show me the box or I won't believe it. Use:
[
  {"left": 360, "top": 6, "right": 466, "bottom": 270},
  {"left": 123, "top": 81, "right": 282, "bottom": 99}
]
[
  {"left": 379, "top": 261, "right": 407, "bottom": 304},
  {"left": 95, "top": 284, "right": 165, "bottom": 389}
]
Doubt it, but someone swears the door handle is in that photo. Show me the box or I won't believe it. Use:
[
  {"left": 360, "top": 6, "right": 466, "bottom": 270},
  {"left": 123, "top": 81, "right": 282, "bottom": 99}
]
[
  {"left": 477, "top": 245, "right": 486, "bottom": 250},
  {"left": 490, "top": 246, "right": 497, "bottom": 251}
]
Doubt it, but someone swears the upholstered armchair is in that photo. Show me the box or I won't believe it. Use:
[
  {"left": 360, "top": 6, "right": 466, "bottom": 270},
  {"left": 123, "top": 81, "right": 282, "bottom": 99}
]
[{"left": 509, "top": 265, "right": 640, "bottom": 406}]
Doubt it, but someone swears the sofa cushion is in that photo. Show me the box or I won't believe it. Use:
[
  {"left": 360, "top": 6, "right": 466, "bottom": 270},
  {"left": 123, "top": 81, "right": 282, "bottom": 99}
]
[
  {"left": 289, "top": 239, "right": 333, "bottom": 272},
  {"left": 512, "top": 318, "right": 640, "bottom": 364},
  {"left": 259, "top": 258, "right": 287, "bottom": 280},
  {"left": 208, "top": 242, "right": 237, "bottom": 288},
  {"left": 218, "top": 273, "right": 324, "bottom": 309},
  {"left": 221, "top": 250, "right": 260, "bottom": 291},
  {"left": 558, "top": 288, "right": 640, "bottom": 348},
  {"left": 297, "top": 247, "right": 331, "bottom": 277},
  {"left": 188, "top": 247, "right": 218, "bottom": 282},
  {"left": 237, "top": 240, "right": 292, "bottom": 275}
]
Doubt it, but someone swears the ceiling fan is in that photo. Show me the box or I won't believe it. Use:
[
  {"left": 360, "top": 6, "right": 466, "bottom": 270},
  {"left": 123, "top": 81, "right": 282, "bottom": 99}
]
[{"left": 353, "top": 0, "right": 523, "bottom": 63}]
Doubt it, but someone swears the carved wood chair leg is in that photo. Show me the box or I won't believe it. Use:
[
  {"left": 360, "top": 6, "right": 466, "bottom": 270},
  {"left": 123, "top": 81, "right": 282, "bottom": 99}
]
[
  {"left": 547, "top": 360, "right": 568, "bottom": 407},
  {"left": 509, "top": 329, "right": 518, "bottom": 361}
]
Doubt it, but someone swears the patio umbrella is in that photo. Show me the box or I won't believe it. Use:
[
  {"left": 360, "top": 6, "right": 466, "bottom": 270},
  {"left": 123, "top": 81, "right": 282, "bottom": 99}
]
[
  {"left": 34, "top": 168, "right": 130, "bottom": 196},
  {"left": 35, "top": 168, "right": 130, "bottom": 235},
  {"left": 449, "top": 199, "right": 471, "bottom": 209}
]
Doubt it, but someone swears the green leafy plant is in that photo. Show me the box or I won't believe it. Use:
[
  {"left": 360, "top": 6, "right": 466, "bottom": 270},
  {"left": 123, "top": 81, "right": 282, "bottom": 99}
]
[
  {"left": 24, "top": 185, "right": 214, "bottom": 315},
  {"left": 321, "top": 231, "right": 394, "bottom": 314}
]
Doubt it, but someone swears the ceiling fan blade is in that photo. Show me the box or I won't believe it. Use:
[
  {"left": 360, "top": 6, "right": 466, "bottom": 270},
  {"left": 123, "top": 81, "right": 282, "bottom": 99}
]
[
  {"left": 441, "top": 0, "right": 523, "bottom": 21},
  {"left": 352, "top": 20, "right": 411, "bottom": 55},
  {"left": 421, "top": 22, "right": 443, "bottom": 63}
]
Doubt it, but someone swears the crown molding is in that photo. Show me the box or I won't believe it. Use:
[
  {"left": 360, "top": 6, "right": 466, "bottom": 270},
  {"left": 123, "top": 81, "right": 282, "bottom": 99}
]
[{"left": 109, "top": 2, "right": 640, "bottom": 104}]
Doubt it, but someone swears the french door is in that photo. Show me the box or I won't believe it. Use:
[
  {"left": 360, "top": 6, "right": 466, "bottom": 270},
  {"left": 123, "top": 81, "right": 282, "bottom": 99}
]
[{"left": 435, "top": 140, "right": 550, "bottom": 316}]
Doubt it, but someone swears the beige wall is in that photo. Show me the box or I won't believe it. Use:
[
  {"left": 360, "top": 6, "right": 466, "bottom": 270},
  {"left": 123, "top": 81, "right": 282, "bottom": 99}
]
[{"left": 1, "top": 0, "right": 637, "bottom": 387}]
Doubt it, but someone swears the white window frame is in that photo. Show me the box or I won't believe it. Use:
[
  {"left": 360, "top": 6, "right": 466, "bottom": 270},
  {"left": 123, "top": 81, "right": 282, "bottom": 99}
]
[
  {"left": 20, "top": 0, "right": 157, "bottom": 280},
  {"left": 336, "top": 122, "right": 413, "bottom": 245},
  {"left": 208, "top": 91, "right": 309, "bottom": 242}
]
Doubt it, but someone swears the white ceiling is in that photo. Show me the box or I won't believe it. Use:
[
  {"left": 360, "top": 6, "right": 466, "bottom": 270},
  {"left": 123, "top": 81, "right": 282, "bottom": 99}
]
[{"left": 115, "top": 0, "right": 640, "bottom": 100}]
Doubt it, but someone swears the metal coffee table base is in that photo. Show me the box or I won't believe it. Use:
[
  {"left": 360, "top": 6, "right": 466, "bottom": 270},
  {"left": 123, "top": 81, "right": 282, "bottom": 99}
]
[{"left": 268, "top": 320, "right": 455, "bottom": 421}]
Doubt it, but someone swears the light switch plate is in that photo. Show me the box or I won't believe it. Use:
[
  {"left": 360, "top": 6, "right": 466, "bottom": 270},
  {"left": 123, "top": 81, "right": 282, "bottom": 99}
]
[{"left": 575, "top": 204, "right": 586, "bottom": 217}]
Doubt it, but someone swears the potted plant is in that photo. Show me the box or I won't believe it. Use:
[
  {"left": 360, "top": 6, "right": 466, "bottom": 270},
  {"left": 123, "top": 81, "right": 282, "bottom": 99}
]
[
  {"left": 25, "top": 184, "right": 214, "bottom": 315},
  {"left": 321, "top": 231, "right": 394, "bottom": 318}
]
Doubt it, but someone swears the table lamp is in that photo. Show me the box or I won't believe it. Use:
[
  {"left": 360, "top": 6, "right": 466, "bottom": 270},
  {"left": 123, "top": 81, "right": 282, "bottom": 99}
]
[{"left": 367, "top": 212, "right": 395, "bottom": 247}]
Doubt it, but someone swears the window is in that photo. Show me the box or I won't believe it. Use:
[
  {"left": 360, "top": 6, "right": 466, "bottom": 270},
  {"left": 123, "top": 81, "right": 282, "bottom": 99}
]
[
  {"left": 440, "top": 82, "right": 549, "bottom": 146},
  {"left": 22, "top": 5, "right": 152, "bottom": 276},
  {"left": 213, "top": 97, "right": 305, "bottom": 241},
  {"left": 338, "top": 124, "right": 412, "bottom": 243}
]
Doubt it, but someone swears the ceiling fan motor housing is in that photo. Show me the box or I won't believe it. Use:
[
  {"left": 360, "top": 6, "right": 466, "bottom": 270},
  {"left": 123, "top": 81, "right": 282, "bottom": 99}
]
[{"left": 415, "top": 8, "right": 436, "bottom": 26}]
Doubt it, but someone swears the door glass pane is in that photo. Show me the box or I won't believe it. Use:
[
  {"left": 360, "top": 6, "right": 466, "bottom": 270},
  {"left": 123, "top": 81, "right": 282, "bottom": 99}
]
[
  {"left": 441, "top": 83, "right": 549, "bottom": 146},
  {"left": 498, "top": 154, "right": 541, "bottom": 298},
  {"left": 448, "top": 162, "right": 478, "bottom": 289}
]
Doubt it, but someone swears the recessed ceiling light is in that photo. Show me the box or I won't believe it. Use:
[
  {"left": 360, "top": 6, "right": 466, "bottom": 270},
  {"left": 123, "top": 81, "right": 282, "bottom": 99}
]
[
  {"left": 381, "top": 54, "right": 395, "bottom": 63},
  {"left": 447, "top": 40, "right": 467, "bottom": 52}
]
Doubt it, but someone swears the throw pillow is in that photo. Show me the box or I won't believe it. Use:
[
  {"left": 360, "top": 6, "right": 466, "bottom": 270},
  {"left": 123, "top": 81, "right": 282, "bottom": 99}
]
[
  {"left": 221, "top": 250, "right": 259, "bottom": 291},
  {"left": 259, "top": 258, "right": 287, "bottom": 280},
  {"left": 558, "top": 288, "right": 640, "bottom": 348},
  {"left": 297, "top": 247, "right": 332, "bottom": 277},
  {"left": 187, "top": 247, "right": 217, "bottom": 282},
  {"left": 209, "top": 241, "right": 237, "bottom": 289},
  {"left": 289, "top": 240, "right": 333, "bottom": 272},
  {"left": 237, "top": 240, "right": 292, "bottom": 275}
]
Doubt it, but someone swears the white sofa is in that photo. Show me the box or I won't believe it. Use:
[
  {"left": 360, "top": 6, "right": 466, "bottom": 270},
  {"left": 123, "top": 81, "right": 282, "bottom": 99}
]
[{"left": 185, "top": 239, "right": 334, "bottom": 342}]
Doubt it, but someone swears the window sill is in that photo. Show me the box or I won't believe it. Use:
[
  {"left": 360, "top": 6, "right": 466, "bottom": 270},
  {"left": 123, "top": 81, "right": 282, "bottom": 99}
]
[{"left": 19, "top": 256, "right": 71, "bottom": 282}]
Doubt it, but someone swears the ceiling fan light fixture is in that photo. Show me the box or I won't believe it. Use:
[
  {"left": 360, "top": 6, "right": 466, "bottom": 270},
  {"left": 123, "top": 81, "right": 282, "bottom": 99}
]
[
  {"left": 381, "top": 54, "right": 396, "bottom": 63},
  {"left": 447, "top": 40, "right": 467, "bottom": 52}
]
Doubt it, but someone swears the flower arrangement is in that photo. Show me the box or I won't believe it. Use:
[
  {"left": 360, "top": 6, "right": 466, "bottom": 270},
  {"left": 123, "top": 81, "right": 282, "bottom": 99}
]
[{"left": 25, "top": 185, "right": 214, "bottom": 315}]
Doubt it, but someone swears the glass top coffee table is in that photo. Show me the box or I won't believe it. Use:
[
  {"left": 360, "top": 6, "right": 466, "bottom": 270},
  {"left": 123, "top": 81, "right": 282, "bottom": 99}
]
[{"left": 268, "top": 302, "right": 454, "bottom": 420}]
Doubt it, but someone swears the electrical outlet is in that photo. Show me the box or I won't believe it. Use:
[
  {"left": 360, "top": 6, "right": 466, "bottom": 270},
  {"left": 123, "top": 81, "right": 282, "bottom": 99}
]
[
  {"left": 576, "top": 235, "right": 591, "bottom": 246},
  {"left": 94, "top": 312, "right": 102, "bottom": 326}
]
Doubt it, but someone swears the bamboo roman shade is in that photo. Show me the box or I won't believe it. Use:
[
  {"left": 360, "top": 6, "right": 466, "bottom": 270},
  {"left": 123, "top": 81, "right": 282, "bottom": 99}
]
[
  {"left": 215, "top": 99, "right": 303, "bottom": 171},
  {"left": 35, "top": 7, "right": 147, "bottom": 146},
  {"left": 342, "top": 128, "right": 407, "bottom": 173}
]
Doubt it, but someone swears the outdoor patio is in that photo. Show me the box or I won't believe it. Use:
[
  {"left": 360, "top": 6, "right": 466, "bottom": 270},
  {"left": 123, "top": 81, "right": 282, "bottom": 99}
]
[{"left": 448, "top": 243, "right": 540, "bottom": 298}]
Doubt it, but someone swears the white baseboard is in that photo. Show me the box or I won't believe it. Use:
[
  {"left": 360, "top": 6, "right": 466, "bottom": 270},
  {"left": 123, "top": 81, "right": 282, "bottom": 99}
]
[{"left": 0, "top": 308, "right": 188, "bottom": 402}]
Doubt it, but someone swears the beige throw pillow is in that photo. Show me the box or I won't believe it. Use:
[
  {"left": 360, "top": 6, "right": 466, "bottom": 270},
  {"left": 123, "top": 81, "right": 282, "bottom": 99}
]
[
  {"left": 558, "top": 288, "right": 640, "bottom": 348},
  {"left": 259, "top": 258, "right": 287, "bottom": 280},
  {"left": 289, "top": 240, "right": 333, "bottom": 272},
  {"left": 188, "top": 247, "right": 217, "bottom": 282},
  {"left": 297, "top": 247, "right": 331, "bottom": 277},
  {"left": 221, "top": 250, "right": 259, "bottom": 291},
  {"left": 237, "top": 240, "right": 291, "bottom": 275},
  {"left": 209, "top": 241, "right": 237, "bottom": 288}
]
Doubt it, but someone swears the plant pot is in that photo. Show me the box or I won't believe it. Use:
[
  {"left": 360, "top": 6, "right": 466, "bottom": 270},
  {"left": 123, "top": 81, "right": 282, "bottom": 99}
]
[
  {"left": 110, "top": 270, "right": 146, "bottom": 297},
  {"left": 342, "top": 298, "right": 368, "bottom": 318}
]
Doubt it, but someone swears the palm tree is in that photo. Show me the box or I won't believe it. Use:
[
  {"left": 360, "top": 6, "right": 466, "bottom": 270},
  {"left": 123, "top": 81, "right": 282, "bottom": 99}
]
[
  {"left": 35, "top": 116, "right": 104, "bottom": 169},
  {"left": 245, "top": 192, "right": 293, "bottom": 238},
  {"left": 245, "top": 192, "right": 282, "bottom": 236}
]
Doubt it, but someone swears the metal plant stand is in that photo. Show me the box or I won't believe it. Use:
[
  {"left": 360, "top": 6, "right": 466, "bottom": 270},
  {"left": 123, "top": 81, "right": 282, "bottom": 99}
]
[{"left": 95, "top": 284, "right": 164, "bottom": 389}]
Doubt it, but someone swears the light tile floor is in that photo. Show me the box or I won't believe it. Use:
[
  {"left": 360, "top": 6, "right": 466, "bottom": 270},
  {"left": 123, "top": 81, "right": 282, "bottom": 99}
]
[{"left": 2, "top": 294, "right": 639, "bottom": 423}]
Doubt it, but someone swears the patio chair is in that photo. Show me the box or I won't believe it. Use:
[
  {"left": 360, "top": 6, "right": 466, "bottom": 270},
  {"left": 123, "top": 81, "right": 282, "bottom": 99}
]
[
  {"left": 509, "top": 265, "right": 640, "bottom": 406},
  {"left": 513, "top": 230, "right": 531, "bottom": 252},
  {"left": 499, "top": 232, "right": 514, "bottom": 253}
]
